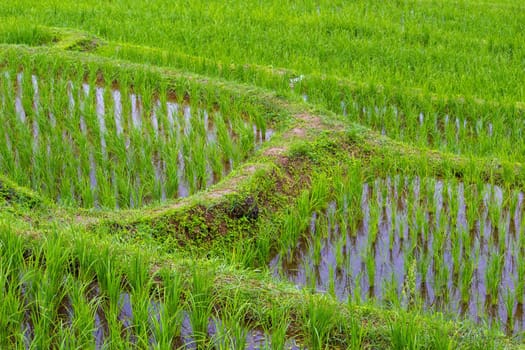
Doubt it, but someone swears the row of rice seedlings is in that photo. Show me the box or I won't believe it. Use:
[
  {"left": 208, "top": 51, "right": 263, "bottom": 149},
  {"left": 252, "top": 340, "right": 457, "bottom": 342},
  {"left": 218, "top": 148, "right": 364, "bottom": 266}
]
[
  {"left": 93, "top": 37, "right": 525, "bottom": 163},
  {"left": 0, "top": 60, "right": 272, "bottom": 208},
  {"left": 0, "top": 229, "right": 229, "bottom": 348},
  {"left": 74, "top": 0, "right": 525, "bottom": 103},
  {"left": 299, "top": 83, "right": 523, "bottom": 162},
  {"left": 340, "top": 97, "right": 525, "bottom": 161},
  {"left": 270, "top": 164, "right": 525, "bottom": 335},
  {"left": 0, "top": 221, "right": 317, "bottom": 349}
]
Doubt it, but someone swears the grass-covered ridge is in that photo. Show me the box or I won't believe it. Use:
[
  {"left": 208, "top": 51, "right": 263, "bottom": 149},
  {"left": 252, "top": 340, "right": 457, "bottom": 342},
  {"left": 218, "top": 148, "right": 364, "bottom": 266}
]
[{"left": 1, "top": 2, "right": 525, "bottom": 348}]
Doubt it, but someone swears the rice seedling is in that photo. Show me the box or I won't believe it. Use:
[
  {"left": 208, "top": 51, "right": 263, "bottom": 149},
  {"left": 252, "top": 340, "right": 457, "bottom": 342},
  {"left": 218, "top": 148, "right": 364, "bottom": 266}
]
[
  {"left": 303, "top": 296, "right": 337, "bottom": 350},
  {"left": 486, "top": 254, "right": 502, "bottom": 304},
  {"left": 67, "top": 277, "right": 99, "bottom": 348},
  {"left": 345, "top": 311, "right": 366, "bottom": 350},
  {"left": 188, "top": 267, "right": 215, "bottom": 349},
  {"left": 264, "top": 305, "right": 290, "bottom": 350},
  {"left": 125, "top": 254, "right": 154, "bottom": 348},
  {"left": 0, "top": 247, "right": 25, "bottom": 348},
  {"left": 388, "top": 310, "right": 421, "bottom": 350},
  {"left": 214, "top": 288, "right": 250, "bottom": 350},
  {"left": 428, "top": 317, "right": 456, "bottom": 350},
  {"left": 151, "top": 271, "right": 184, "bottom": 349}
]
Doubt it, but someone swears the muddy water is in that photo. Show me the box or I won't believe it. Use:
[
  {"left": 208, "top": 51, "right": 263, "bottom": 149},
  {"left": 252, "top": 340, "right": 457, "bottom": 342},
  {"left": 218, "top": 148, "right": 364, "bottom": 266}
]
[
  {"left": 270, "top": 176, "right": 525, "bottom": 335},
  {"left": 0, "top": 74, "right": 274, "bottom": 208}
]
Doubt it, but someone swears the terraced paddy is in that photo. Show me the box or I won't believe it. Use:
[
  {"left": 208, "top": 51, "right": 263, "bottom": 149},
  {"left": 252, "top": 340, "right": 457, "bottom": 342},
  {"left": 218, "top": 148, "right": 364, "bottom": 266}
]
[
  {"left": 0, "top": 49, "right": 273, "bottom": 208},
  {"left": 270, "top": 172, "right": 525, "bottom": 335},
  {"left": 1, "top": 1, "right": 525, "bottom": 349}
]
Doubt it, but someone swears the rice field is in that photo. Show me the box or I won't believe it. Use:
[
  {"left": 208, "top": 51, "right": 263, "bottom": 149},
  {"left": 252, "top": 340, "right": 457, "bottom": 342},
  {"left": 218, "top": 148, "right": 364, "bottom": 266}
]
[
  {"left": 0, "top": 48, "right": 273, "bottom": 208},
  {"left": 0, "top": 222, "right": 302, "bottom": 349},
  {"left": 270, "top": 166, "right": 525, "bottom": 335},
  {"left": 0, "top": 1, "right": 524, "bottom": 349}
]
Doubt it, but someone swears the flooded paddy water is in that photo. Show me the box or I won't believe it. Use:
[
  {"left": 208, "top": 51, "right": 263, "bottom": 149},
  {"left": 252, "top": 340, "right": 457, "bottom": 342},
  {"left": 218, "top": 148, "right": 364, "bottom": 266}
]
[
  {"left": 271, "top": 175, "right": 525, "bottom": 335},
  {"left": 0, "top": 71, "right": 273, "bottom": 208}
]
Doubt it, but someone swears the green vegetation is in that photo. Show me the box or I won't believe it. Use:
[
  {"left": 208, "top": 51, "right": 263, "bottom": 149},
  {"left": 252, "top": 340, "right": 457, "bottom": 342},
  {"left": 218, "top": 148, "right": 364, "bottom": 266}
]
[
  {"left": 1, "top": 1, "right": 525, "bottom": 348},
  {"left": 0, "top": 46, "right": 274, "bottom": 208}
]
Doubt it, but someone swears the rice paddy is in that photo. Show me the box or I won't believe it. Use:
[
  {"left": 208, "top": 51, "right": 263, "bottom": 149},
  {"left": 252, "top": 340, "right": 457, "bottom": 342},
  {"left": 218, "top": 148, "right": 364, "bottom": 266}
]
[
  {"left": 0, "top": 48, "right": 273, "bottom": 208},
  {"left": 0, "top": 1, "right": 524, "bottom": 348},
  {"left": 270, "top": 167, "right": 525, "bottom": 335}
]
